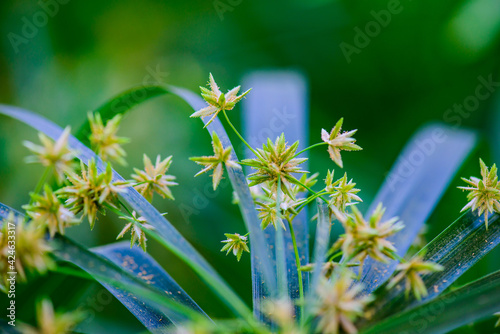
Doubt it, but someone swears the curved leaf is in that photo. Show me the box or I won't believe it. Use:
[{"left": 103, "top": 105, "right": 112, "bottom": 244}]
[
  {"left": 0, "top": 203, "right": 206, "bottom": 332},
  {"left": 361, "top": 270, "right": 500, "bottom": 334},
  {"left": 0, "top": 105, "right": 251, "bottom": 320},
  {"left": 76, "top": 85, "right": 169, "bottom": 144},
  {"left": 361, "top": 211, "right": 500, "bottom": 326},
  {"left": 360, "top": 124, "right": 477, "bottom": 293}
]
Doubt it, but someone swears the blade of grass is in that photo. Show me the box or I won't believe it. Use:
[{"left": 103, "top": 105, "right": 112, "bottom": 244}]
[
  {"left": 360, "top": 124, "right": 477, "bottom": 293},
  {"left": 361, "top": 270, "right": 500, "bottom": 334},
  {"left": 0, "top": 105, "right": 252, "bottom": 322},
  {"left": 361, "top": 211, "right": 500, "bottom": 326},
  {"left": 0, "top": 203, "right": 207, "bottom": 332}
]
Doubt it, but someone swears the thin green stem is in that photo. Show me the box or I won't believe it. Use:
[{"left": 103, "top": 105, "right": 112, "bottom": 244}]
[
  {"left": 293, "top": 142, "right": 328, "bottom": 158},
  {"left": 294, "top": 191, "right": 329, "bottom": 215},
  {"left": 31, "top": 166, "right": 53, "bottom": 202},
  {"left": 294, "top": 179, "right": 329, "bottom": 205},
  {"left": 287, "top": 216, "right": 305, "bottom": 326},
  {"left": 222, "top": 110, "right": 260, "bottom": 158}
]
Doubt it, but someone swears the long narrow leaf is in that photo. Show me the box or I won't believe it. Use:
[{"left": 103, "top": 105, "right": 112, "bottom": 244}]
[
  {"left": 360, "top": 124, "right": 477, "bottom": 293},
  {"left": 0, "top": 203, "right": 206, "bottom": 332},
  {"left": 361, "top": 270, "right": 500, "bottom": 334},
  {"left": 0, "top": 105, "right": 251, "bottom": 320},
  {"left": 361, "top": 211, "right": 500, "bottom": 325}
]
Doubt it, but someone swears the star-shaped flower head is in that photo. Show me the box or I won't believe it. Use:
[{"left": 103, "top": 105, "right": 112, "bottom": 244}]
[
  {"left": 132, "top": 154, "right": 178, "bottom": 202},
  {"left": 57, "top": 159, "right": 130, "bottom": 229},
  {"left": 0, "top": 213, "right": 54, "bottom": 292},
  {"left": 23, "top": 185, "right": 80, "bottom": 237},
  {"left": 256, "top": 184, "right": 306, "bottom": 230},
  {"left": 190, "top": 132, "right": 240, "bottom": 190},
  {"left": 321, "top": 118, "right": 362, "bottom": 168},
  {"left": 262, "top": 298, "right": 303, "bottom": 334},
  {"left": 325, "top": 170, "right": 362, "bottom": 213},
  {"left": 331, "top": 203, "right": 404, "bottom": 274},
  {"left": 190, "top": 73, "right": 251, "bottom": 127},
  {"left": 242, "top": 133, "right": 308, "bottom": 199},
  {"left": 220, "top": 233, "right": 250, "bottom": 261},
  {"left": 20, "top": 299, "right": 84, "bottom": 334},
  {"left": 117, "top": 211, "right": 155, "bottom": 252},
  {"left": 314, "top": 270, "right": 374, "bottom": 334},
  {"left": 458, "top": 159, "right": 500, "bottom": 229},
  {"left": 387, "top": 255, "right": 443, "bottom": 300},
  {"left": 88, "top": 112, "right": 129, "bottom": 166},
  {"left": 24, "top": 126, "right": 76, "bottom": 183}
]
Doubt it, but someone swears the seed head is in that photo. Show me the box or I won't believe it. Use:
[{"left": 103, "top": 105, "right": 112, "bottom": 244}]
[
  {"left": 190, "top": 132, "right": 240, "bottom": 190},
  {"left": 24, "top": 127, "right": 76, "bottom": 183},
  {"left": 117, "top": 211, "right": 155, "bottom": 252},
  {"left": 459, "top": 159, "right": 500, "bottom": 229},
  {"left": 190, "top": 73, "right": 251, "bottom": 127},
  {"left": 387, "top": 255, "right": 443, "bottom": 300},
  {"left": 314, "top": 271, "right": 374, "bottom": 334},
  {"left": 20, "top": 298, "right": 83, "bottom": 334},
  {"left": 242, "top": 134, "right": 307, "bottom": 199},
  {"left": 132, "top": 154, "right": 178, "bottom": 202},
  {"left": 23, "top": 185, "right": 80, "bottom": 238},
  {"left": 325, "top": 170, "right": 362, "bottom": 213},
  {"left": 88, "top": 112, "right": 129, "bottom": 166},
  {"left": 220, "top": 233, "right": 250, "bottom": 261},
  {"left": 331, "top": 204, "right": 404, "bottom": 274},
  {"left": 321, "top": 118, "right": 362, "bottom": 168},
  {"left": 57, "top": 159, "right": 130, "bottom": 229},
  {"left": 0, "top": 214, "right": 54, "bottom": 292}
]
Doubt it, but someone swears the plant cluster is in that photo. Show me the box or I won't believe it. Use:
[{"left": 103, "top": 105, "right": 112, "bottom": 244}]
[{"left": 0, "top": 74, "right": 499, "bottom": 333}]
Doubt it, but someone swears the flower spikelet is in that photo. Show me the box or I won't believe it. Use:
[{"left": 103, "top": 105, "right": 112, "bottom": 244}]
[
  {"left": 88, "top": 112, "right": 129, "bottom": 166},
  {"left": 20, "top": 298, "right": 83, "bottom": 334},
  {"left": 23, "top": 185, "right": 80, "bottom": 238},
  {"left": 220, "top": 233, "right": 250, "bottom": 261},
  {"left": 132, "top": 154, "right": 178, "bottom": 202},
  {"left": 242, "top": 133, "right": 307, "bottom": 199},
  {"left": 387, "top": 255, "right": 443, "bottom": 300},
  {"left": 24, "top": 126, "right": 76, "bottom": 183},
  {"left": 117, "top": 211, "right": 155, "bottom": 252},
  {"left": 459, "top": 158, "right": 500, "bottom": 229},
  {"left": 190, "top": 132, "right": 240, "bottom": 190},
  {"left": 321, "top": 118, "right": 362, "bottom": 168},
  {"left": 315, "top": 270, "right": 374, "bottom": 334},
  {"left": 325, "top": 170, "right": 362, "bottom": 213},
  {"left": 190, "top": 73, "right": 251, "bottom": 127}
]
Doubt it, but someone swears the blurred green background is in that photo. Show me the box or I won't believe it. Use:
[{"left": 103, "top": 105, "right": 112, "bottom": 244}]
[{"left": 1, "top": 0, "right": 500, "bottom": 332}]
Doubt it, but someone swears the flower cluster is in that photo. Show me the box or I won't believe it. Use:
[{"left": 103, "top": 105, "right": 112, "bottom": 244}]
[
  {"left": 20, "top": 299, "right": 83, "bottom": 334},
  {"left": 132, "top": 154, "right": 177, "bottom": 202},
  {"left": 0, "top": 214, "right": 54, "bottom": 292},
  {"left": 88, "top": 112, "right": 129, "bottom": 165},
  {"left": 459, "top": 158, "right": 500, "bottom": 229}
]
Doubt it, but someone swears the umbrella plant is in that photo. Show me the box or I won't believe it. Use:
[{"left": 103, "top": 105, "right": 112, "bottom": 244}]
[{"left": 0, "top": 74, "right": 499, "bottom": 334}]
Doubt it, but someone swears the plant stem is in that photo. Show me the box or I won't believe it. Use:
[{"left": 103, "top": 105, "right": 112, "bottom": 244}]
[
  {"left": 287, "top": 216, "right": 305, "bottom": 326},
  {"left": 222, "top": 110, "right": 262, "bottom": 160},
  {"left": 31, "top": 167, "right": 52, "bottom": 201},
  {"left": 293, "top": 142, "right": 328, "bottom": 158},
  {"left": 294, "top": 179, "right": 329, "bottom": 205},
  {"left": 294, "top": 191, "right": 329, "bottom": 215}
]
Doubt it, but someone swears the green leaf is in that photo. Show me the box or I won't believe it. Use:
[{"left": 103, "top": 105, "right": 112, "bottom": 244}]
[
  {"left": 359, "top": 124, "right": 477, "bottom": 294},
  {"left": 0, "top": 203, "right": 207, "bottom": 332},
  {"left": 361, "top": 270, "right": 500, "bottom": 334},
  {"left": 76, "top": 85, "right": 169, "bottom": 144},
  {"left": 0, "top": 104, "right": 252, "bottom": 321},
  {"left": 361, "top": 211, "right": 500, "bottom": 326}
]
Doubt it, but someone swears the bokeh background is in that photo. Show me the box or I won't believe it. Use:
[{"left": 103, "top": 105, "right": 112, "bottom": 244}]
[{"left": 1, "top": 0, "right": 500, "bottom": 332}]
